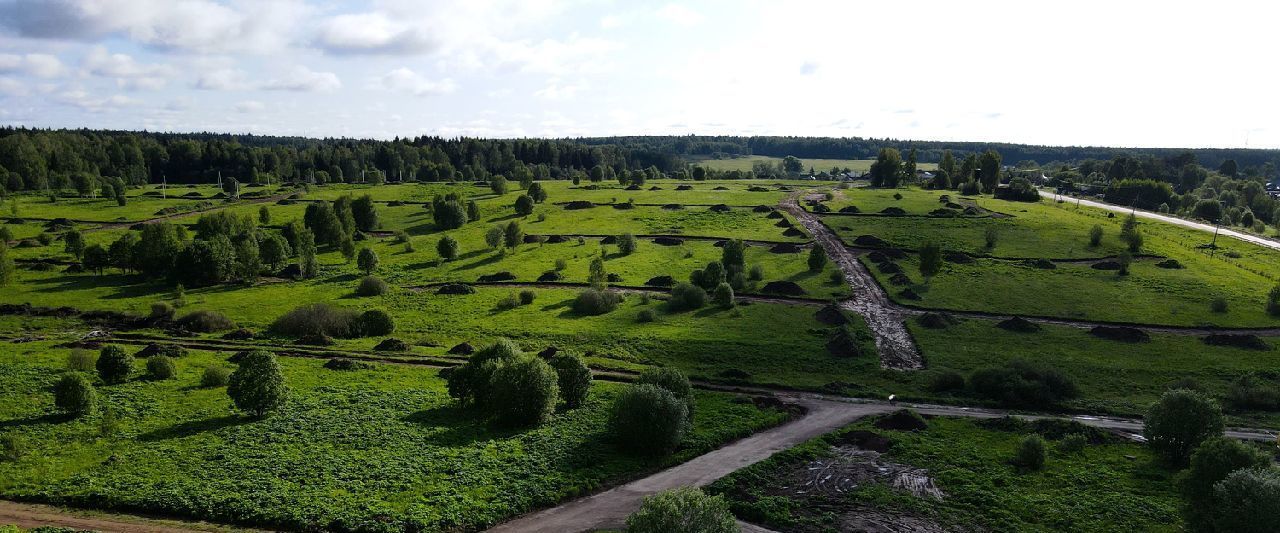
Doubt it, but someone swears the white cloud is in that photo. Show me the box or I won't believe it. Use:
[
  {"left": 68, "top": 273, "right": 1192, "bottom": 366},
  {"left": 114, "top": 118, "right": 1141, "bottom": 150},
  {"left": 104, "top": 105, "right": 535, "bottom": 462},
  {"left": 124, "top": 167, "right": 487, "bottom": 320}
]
[
  {"left": 377, "top": 67, "right": 455, "bottom": 96},
  {"left": 655, "top": 4, "right": 703, "bottom": 26},
  {"left": 56, "top": 88, "right": 140, "bottom": 111},
  {"left": 600, "top": 14, "right": 624, "bottom": 29},
  {"left": 534, "top": 79, "right": 581, "bottom": 100},
  {"left": 82, "top": 46, "right": 172, "bottom": 90},
  {"left": 0, "top": 77, "right": 28, "bottom": 97},
  {"left": 235, "top": 100, "right": 265, "bottom": 113},
  {"left": 314, "top": 12, "right": 435, "bottom": 55},
  {"left": 0, "top": 53, "right": 67, "bottom": 79},
  {"left": 195, "top": 68, "right": 252, "bottom": 91},
  {"left": 263, "top": 65, "right": 341, "bottom": 92}
]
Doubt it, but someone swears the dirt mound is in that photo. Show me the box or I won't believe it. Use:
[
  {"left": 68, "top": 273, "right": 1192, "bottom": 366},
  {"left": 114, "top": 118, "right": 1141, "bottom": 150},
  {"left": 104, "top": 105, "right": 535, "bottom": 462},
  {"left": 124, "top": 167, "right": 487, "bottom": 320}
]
[
  {"left": 1155, "top": 259, "right": 1183, "bottom": 269},
  {"left": 447, "top": 342, "right": 475, "bottom": 355},
  {"left": 748, "top": 186, "right": 770, "bottom": 192},
  {"left": 606, "top": 273, "right": 623, "bottom": 282},
  {"left": 752, "top": 205, "right": 773, "bottom": 213},
  {"left": 522, "top": 234, "right": 542, "bottom": 244},
  {"left": 324, "top": 358, "right": 374, "bottom": 371},
  {"left": 963, "top": 206, "right": 985, "bottom": 216},
  {"left": 782, "top": 227, "right": 805, "bottom": 237},
  {"left": 661, "top": 203, "right": 684, "bottom": 210},
  {"left": 134, "top": 343, "right": 188, "bottom": 358},
  {"left": 874, "top": 409, "right": 929, "bottom": 432},
  {"left": 929, "top": 208, "right": 960, "bottom": 217},
  {"left": 888, "top": 273, "right": 912, "bottom": 286},
  {"left": 625, "top": 184, "right": 640, "bottom": 190},
  {"left": 709, "top": 204, "right": 731, "bottom": 212},
  {"left": 879, "top": 207, "right": 906, "bottom": 216},
  {"left": 775, "top": 218, "right": 793, "bottom": 228},
  {"left": 713, "top": 186, "right": 730, "bottom": 190},
  {"left": 834, "top": 429, "right": 892, "bottom": 452},
  {"left": 996, "top": 316, "right": 1041, "bottom": 333},
  {"left": 277, "top": 263, "right": 302, "bottom": 279},
  {"left": 766, "top": 211, "right": 784, "bottom": 219},
  {"left": 537, "top": 346, "right": 559, "bottom": 358},
  {"left": 63, "top": 263, "right": 84, "bottom": 273},
  {"left": 645, "top": 275, "right": 675, "bottom": 287},
  {"left": 943, "top": 251, "right": 974, "bottom": 264},
  {"left": 769, "top": 243, "right": 802, "bottom": 254},
  {"left": 477, "top": 271, "right": 517, "bottom": 282},
  {"left": 1091, "top": 260, "right": 1121, "bottom": 270},
  {"left": 653, "top": 236, "right": 684, "bottom": 246},
  {"left": 839, "top": 205, "right": 861, "bottom": 214},
  {"left": 853, "top": 235, "right": 888, "bottom": 247},
  {"left": 1090, "top": 326, "right": 1150, "bottom": 343},
  {"left": 537, "top": 270, "right": 563, "bottom": 282},
  {"left": 945, "top": 201, "right": 964, "bottom": 209},
  {"left": 877, "top": 261, "right": 902, "bottom": 274},
  {"left": 436, "top": 283, "right": 476, "bottom": 294},
  {"left": 898, "top": 288, "right": 921, "bottom": 300},
  {"left": 675, "top": 184, "right": 693, "bottom": 191},
  {"left": 373, "top": 338, "right": 410, "bottom": 351},
  {"left": 296, "top": 334, "right": 335, "bottom": 346},
  {"left": 648, "top": 186, "right": 662, "bottom": 191},
  {"left": 917, "top": 312, "right": 957, "bottom": 329},
  {"left": 1203, "top": 334, "right": 1271, "bottom": 350},
  {"left": 815, "top": 303, "right": 850, "bottom": 325},
  {"left": 222, "top": 328, "right": 255, "bottom": 340},
  {"left": 761, "top": 281, "right": 806, "bottom": 295},
  {"left": 545, "top": 235, "right": 568, "bottom": 243},
  {"left": 564, "top": 200, "right": 595, "bottom": 210},
  {"left": 599, "top": 235, "right": 618, "bottom": 244},
  {"left": 866, "top": 251, "right": 889, "bottom": 263},
  {"left": 713, "top": 240, "right": 727, "bottom": 247},
  {"left": 612, "top": 202, "right": 635, "bottom": 210},
  {"left": 1022, "top": 258, "right": 1056, "bottom": 269},
  {"left": 826, "top": 327, "right": 869, "bottom": 358}
]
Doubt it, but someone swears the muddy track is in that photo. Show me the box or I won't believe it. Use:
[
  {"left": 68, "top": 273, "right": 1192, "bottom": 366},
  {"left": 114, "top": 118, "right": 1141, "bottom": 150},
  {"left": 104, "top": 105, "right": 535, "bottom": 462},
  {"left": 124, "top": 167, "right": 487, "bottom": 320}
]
[
  {"left": 784, "top": 195, "right": 924, "bottom": 370},
  {"left": 407, "top": 280, "right": 828, "bottom": 306},
  {"left": 524, "top": 233, "right": 811, "bottom": 247}
]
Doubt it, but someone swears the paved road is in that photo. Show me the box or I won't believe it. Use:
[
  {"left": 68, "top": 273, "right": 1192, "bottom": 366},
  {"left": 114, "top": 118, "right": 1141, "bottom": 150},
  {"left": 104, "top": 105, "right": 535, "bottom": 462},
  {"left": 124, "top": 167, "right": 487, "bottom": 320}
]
[{"left": 1038, "top": 189, "right": 1280, "bottom": 251}]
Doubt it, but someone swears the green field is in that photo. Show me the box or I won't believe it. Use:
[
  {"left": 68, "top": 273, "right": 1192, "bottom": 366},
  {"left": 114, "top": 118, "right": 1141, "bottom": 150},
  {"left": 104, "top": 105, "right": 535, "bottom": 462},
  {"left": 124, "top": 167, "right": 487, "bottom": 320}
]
[{"left": 695, "top": 157, "right": 938, "bottom": 174}]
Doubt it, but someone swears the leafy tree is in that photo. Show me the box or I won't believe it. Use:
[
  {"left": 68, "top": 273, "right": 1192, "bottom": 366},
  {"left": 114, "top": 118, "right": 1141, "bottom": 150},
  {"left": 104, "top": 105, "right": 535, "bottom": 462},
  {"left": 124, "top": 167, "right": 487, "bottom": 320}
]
[
  {"left": 1267, "top": 284, "right": 1280, "bottom": 317},
  {"left": 929, "top": 168, "right": 951, "bottom": 190},
  {"left": 304, "top": 202, "right": 344, "bottom": 245},
  {"left": 1182, "top": 436, "right": 1272, "bottom": 531},
  {"left": 609, "top": 384, "right": 689, "bottom": 455},
  {"left": 690, "top": 261, "right": 726, "bottom": 291},
  {"left": 351, "top": 194, "right": 379, "bottom": 231},
  {"left": 332, "top": 195, "right": 356, "bottom": 236},
  {"left": 356, "top": 247, "right": 379, "bottom": 274},
  {"left": 781, "top": 155, "right": 803, "bottom": 174},
  {"left": 588, "top": 256, "right": 607, "bottom": 285},
  {"left": 977, "top": 149, "right": 1003, "bottom": 192},
  {"left": 447, "top": 339, "right": 524, "bottom": 407},
  {"left": 82, "top": 243, "right": 109, "bottom": 274},
  {"left": 177, "top": 236, "right": 236, "bottom": 286},
  {"left": 720, "top": 239, "right": 745, "bottom": 274},
  {"left": 356, "top": 275, "right": 388, "bottom": 296},
  {"left": 1193, "top": 199, "right": 1223, "bottom": 222},
  {"left": 637, "top": 367, "right": 694, "bottom": 421},
  {"left": 258, "top": 205, "right": 271, "bottom": 225},
  {"left": 96, "top": 344, "right": 133, "bottom": 384},
  {"left": 503, "top": 221, "right": 524, "bottom": 249},
  {"left": 297, "top": 228, "right": 319, "bottom": 279},
  {"left": 712, "top": 282, "right": 734, "bottom": 308},
  {"left": 617, "top": 233, "right": 637, "bottom": 255},
  {"left": 259, "top": 233, "right": 291, "bottom": 271},
  {"left": 339, "top": 235, "right": 356, "bottom": 262},
  {"left": 1219, "top": 159, "right": 1239, "bottom": 178},
  {"left": 1117, "top": 250, "right": 1133, "bottom": 275},
  {"left": 63, "top": 228, "right": 84, "bottom": 259},
  {"left": 1089, "top": 225, "right": 1104, "bottom": 246},
  {"left": 514, "top": 194, "right": 534, "bottom": 216},
  {"left": 917, "top": 242, "right": 944, "bottom": 280},
  {"left": 490, "top": 174, "right": 508, "bottom": 195},
  {"left": 869, "top": 148, "right": 902, "bottom": 188},
  {"left": 484, "top": 226, "right": 503, "bottom": 249},
  {"left": 489, "top": 356, "right": 559, "bottom": 427},
  {"left": 939, "top": 149, "right": 957, "bottom": 178},
  {"left": 1211, "top": 467, "right": 1280, "bottom": 533},
  {"left": 669, "top": 282, "right": 707, "bottom": 311},
  {"left": 233, "top": 236, "right": 261, "bottom": 282},
  {"left": 549, "top": 353, "right": 592, "bottom": 409},
  {"left": 437, "top": 235, "right": 459, "bottom": 261},
  {"left": 0, "top": 243, "right": 13, "bottom": 287},
  {"left": 1144, "top": 389, "right": 1224, "bottom": 466},
  {"left": 359, "top": 309, "right": 395, "bottom": 336},
  {"left": 807, "top": 245, "right": 827, "bottom": 272},
  {"left": 1013, "top": 434, "right": 1046, "bottom": 471},
  {"left": 431, "top": 195, "right": 468, "bottom": 230},
  {"left": 625, "top": 487, "right": 736, "bottom": 533},
  {"left": 54, "top": 373, "right": 97, "bottom": 417},
  {"left": 572, "top": 287, "right": 620, "bottom": 315},
  {"left": 146, "top": 355, "right": 177, "bottom": 380},
  {"left": 227, "top": 350, "right": 289, "bottom": 417},
  {"left": 984, "top": 227, "right": 999, "bottom": 249},
  {"left": 467, "top": 200, "right": 481, "bottom": 222},
  {"left": 527, "top": 182, "right": 547, "bottom": 203}
]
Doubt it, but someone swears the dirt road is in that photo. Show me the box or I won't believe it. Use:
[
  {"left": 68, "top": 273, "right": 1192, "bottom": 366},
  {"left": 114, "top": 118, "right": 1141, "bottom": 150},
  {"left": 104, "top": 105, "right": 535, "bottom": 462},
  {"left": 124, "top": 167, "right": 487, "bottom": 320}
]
[
  {"left": 1038, "top": 190, "right": 1280, "bottom": 251},
  {"left": 0, "top": 500, "right": 257, "bottom": 533}
]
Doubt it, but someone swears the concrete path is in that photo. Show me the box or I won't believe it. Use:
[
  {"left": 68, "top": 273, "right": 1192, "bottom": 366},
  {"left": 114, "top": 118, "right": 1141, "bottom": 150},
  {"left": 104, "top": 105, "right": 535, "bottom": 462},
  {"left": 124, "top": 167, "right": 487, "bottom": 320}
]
[{"left": 1038, "top": 189, "right": 1280, "bottom": 251}]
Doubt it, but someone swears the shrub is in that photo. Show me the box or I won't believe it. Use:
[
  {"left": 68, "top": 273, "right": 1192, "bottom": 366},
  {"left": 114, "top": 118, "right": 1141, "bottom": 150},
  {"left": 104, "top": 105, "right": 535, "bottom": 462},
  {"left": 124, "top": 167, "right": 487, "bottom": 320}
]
[
  {"left": 356, "top": 247, "right": 379, "bottom": 274},
  {"left": 926, "top": 370, "right": 965, "bottom": 392},
  {"left": 1088, "top": 225, "right": 1103, "bottom": 246},
  {"left": 54, "top": 373, "right": 97, "bottom": 417},
  {"left": 554, "top": 258, "right": 568, "bottom": 271},
  {"left": 1211, "top": 297, "right": 1229, "bottom": 313},
  {"left": 712, "top": 282, "right": 734, "bottom": 308},
  {"left": 488, "top": 356, "right": 559, "bottom": 426},
  {"left": 748, "top": 264, "right": 764, "bottom": 281},
  {"left": 1225, "top": 374, "right": 1280, "bottom": 411},
  {"left": 67, "top": 349, "right": 96, "bottom": 371},
  {"left": 618, "top": 233, "right": 637, "bottom": 255},
  {"left": 637, "top": 367, "right": 694, "bottom": 422},
  {"left": 550, "top": 353, "right": 593, "bottom": 409},
  {"left": 437, "top": 235, "right": 460, "bottom": 261},
  {"left": 1211, "top": 467, "right": 1280, "bottom": 533},
  {"left": 637, "top": 309, "right": 656, "bottom": 323},
  {"left": 984, "top": 227, "right": 999, "bottom": 248},
  {"left": 969, "top": 359, "right": 1078, "bottom": 407},
  {"left": 572, "top": 287, "right": 621, "bottom": 315},
  {"left": 1057, "top": 433, "right": 1088, "bottom": 455},
  {"left": 609, "top": 384, "right": 689, "bottom": 455},
  {"left": 625, "top": 487, "right": 737, "bottom": 533},
  {"left": 519, "top": 290, "right": 537, "bottom": 305},
  {"left": 201, "top": 365, "right": 231, "bottom": 388},
  {"left": 356, "top": 275, "right": 389, "bottom": 296},
  {"left": 270, "top": 303, "right": 360, "bottom": 337},
  {"left": 149, "top": 301, "right": 175, "bottom": 321},
  {"left": 1144, "top": 389, "right": 1224, "bottom": 466},
  {"left": 1, "top": 433, "right": 25, "bottom": 462},
  {"left": 1268, "top": 284, "right": 1280, "bottom": 316},
  {"left": 1182, "top": 436, "right": 1272, "bottom": 531},
  {"left": 228, "top": 350, "right": 289, "bottom": 417},
  {"left": 96, "top": 345, "right": 133, "bottom": 384},
  {"left": 669, "top": 282, "right": 707, "bottom": 311},
  {"left": 174, "top": 310, "right": 235, "bottom": 332},
  {"left": 146, "top": 355, "right": 176, "bottom": 380},
  {"left": 359, "top": 309, "right": 395, "bottom": 336},
  {"left": 1012, "top": 434, "right": 1046, "bottom": 471},
  {"left": 447, "top": 339, "right": 524, "bottom": 407},
  {"left": 495, "top": 293, "right": 521, "bottom": 310},
  {"left": 807, "top": 245, "right": 827, "bottom": 272}
]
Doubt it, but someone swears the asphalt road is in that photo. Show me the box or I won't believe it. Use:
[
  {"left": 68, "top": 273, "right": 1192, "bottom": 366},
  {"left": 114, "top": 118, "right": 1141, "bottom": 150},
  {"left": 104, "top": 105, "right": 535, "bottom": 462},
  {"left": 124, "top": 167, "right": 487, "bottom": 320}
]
[{"left": 1038, "top": 189, "right": 1280, "bottom": 251}]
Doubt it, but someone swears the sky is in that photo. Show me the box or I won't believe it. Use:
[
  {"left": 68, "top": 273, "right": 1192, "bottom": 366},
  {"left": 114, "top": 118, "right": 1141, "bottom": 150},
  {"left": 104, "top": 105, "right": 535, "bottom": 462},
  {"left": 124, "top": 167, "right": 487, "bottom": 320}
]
[{"left": 0, "top": 0, "right": 1275, "bottom": 149}]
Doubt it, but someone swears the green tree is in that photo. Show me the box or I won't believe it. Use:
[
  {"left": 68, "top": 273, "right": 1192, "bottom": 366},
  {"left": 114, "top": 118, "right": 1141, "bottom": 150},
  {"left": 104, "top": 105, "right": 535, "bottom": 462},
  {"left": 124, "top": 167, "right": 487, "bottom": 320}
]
[
  {"left": 95, "top": 344, "right": 133, "bottom": 384},
  {"left": 351, "top": 194, "right": 379, "bottom": 231},
  {"left": 527, "top": 182, "right": 548, "bottom": 203},
  {"left": 1144, "top": 389, "right": 1224, "bottom": 466},
  {"left": 1089, "top": 225, "right": 1104, "bottom": 247},
  {"left": 514, "top": 194, "right": 534, "bottom": 216},
  {"left": 781, "top": 155, "right": 803, "bottom": 174},
  {"left": 504, "top": 221, "right": 524, "bottom": 249},
  {"left": 978, "top": 149, "right": 1003, "bottom": 193},
  {"left": 919, "top": 242, "right": 942, "bottom": 280},
  {"left": 258, "top": 205, "right": 271, "bottom": 225},
  {"left": 82, "top": 244, "right": 109, "bottom": 275},
  {"left": 609, "top": 384, "right": 689, "bottom": 456},
  {"left": 489, "top": 356, "right": 559, "bottom": 427},
  {"left": 869, "top": 148, "right": 902, "bottom": 188},
  {"left": 0, "top": 242, "right": 13, "bottom": 286},
  {"left": 227, "top": 350, "right": 289, "bottom": 417},
  {"left": 939, "top": 149, "right": 957, "bottom": 178},
  {"left": 617, "top": 233, "right": 637, "bottom": 255},
  {"left": 54, "top": 373, "right": 97, "bottom": 417},
  {"left": 625, "top": 487, "right": 736, "bottom": 533},
  {"left": 467, "top": 200, "right": 481, "bottom": 223},
  {"left": 490, "top": 174, "right": 508, "bottom": 195},
  {"left": 485, "top": 226, "right": 503, "bottom": 249},
  {"left": 356, "top": 247, "right": 379, "bottom": 274},
  {"left": 1211, "top": 467, "right": 1280, "bottom": 533},
  {"left": 1013, "top": 434, "right": 1046, "bottom": 471},
  {"left": 712, "top": 282, "right": 734, "bottom": 308},
  {"left": 297, "top": 228, "right": 318, "bottom": 279},
  {"left": 636, "top": 367, "right": 694, "bottom": 422},
  {"left": 1182, "top": 436, "right": 1272, "bottom": 532},
  {"left": 588, "top": 256, "right": 607, "bottom": 286},
  {"left": 807, "top": 245, "right": 827, "bottom": 272},
  {"left": 549, "top": 353, "right": 592, "bottom": 409},
  {"left": 63, "top": 228, "right": 85, "bottom": 260},
  {"left": 1267, "top": 284, "right": 1280, "bottom": 317},
  {"left": 721, "top": 239, "right": 745, "bottom": 274},
  {"left": 259, "top": 233, "right": 291, "bottom": 271},
  {"left": 1219, "top": 159, "right": 1239, "bottom": 178},
  {"left": 437, "top": 235, "right": 459, "bottom": 261}
]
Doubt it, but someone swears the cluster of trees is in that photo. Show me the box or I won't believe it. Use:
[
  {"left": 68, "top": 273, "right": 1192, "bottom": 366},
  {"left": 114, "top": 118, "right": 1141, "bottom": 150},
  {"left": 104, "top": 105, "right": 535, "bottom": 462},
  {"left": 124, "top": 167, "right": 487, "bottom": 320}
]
[{"left": 445, "top": 339, "right": 592, "bottom": 427}]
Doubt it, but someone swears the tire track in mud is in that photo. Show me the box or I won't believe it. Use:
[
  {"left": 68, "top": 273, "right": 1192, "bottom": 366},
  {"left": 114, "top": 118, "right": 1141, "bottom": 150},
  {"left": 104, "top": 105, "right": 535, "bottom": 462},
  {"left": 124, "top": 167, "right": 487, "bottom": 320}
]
[{"left": 783, "top": 195, "right": 924, "bottom": 370}]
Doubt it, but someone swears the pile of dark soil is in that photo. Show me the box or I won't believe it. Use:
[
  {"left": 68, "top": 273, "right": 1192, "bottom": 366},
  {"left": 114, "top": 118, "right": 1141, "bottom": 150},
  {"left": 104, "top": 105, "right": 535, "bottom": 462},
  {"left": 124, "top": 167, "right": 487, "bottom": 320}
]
[
  {"left": 929, "top": 208, "right": 959, "bottom": 217},
  {"left": 898, "top": 288, "right": 921, "bottom": 300},
  {"left": 182, "top": 191, "right": 203, "bottom": 198},
  {"left": 833, "top": 429, "right": 892, "bottom": 452},
  {"left": 1203, "top": 334, "right": 1271, "bottom": 350},
  {"left": 775, "top": 219, "right": 793, "bottom": 228},
  {"left": 373, "top": 338, "right": 410, "bottom": 351},
  {"left": 545, "top": 235, "right": 568, "bottom": 243},
  {"left": 996, "top": 316, "right": 1041, "bottom": 333},
  {"left": 1090, "top": 326, "right": 1150, "bottom": 343},
  {"left": 713, "top": 186, "right": 730, "bottom": 190},
  {"left": 963, "top": 206, "right": 985, "bottom": 216},
  {"left": 648, "top": 186, "right": 663, "bottom": 191},
  {"left": 718, "top": 368, "right": 752, "bottom": 381},
  {"left": 748, "top": 186, "right": 770, "bottom": 192},
  {"left": 866, "top": 251, "right": 889, "bottom": 263},
  {"left": 522, "top": 234, "right": 542, "bottom": 244},
  {"left": 839, "top": 205, "right": 860, "bottom": 214},
  {"left": 564, "top": 200, "right": 595, "bottom": 210},
  {"left": 888, "top": 273, "right": 912, "bottom": 286},
  {"left": 436, "top": 283, "right": 476, "bottom": 295},
  {"left": 606, "top": 273, "right": 623, "bottom": 282},
  {"left": 661, "top": 204, "right": 684, "bottom": 210},
  {"left": 752, "top": 205, "right": 773, "bottom": 213},
  {"left": 537, "top": 270, "right": 563, "bottom": 282},
  {"left": 917, "top": 312, "right": 958, "bottom": 329},
  {"left": 942, "top": 251, "right": 974, "bottom": 264},
  {"left": 938, "top": 195, "right": 952, "bottom": 203},
  {"left": 387, "top": 201, "right": 404, "bottom": 207},
  {"left": 612, "top": 202, "right": 635, "bottom": 210},
  {"left": 853, "top": 235, "right": 888, "bottom": 247},
  {"left": 448, "top": 342, "right": 475, "bottom": 355},
  {"left": 277, "top": 263, "right": 302, "bottom": 279},
  {"left": 713, "top": 240, "right": 727, "bottom": 247},
  {"left": 826, "top": 326, "right": 869, "bottom": 357},
  {"left": 1091, "top": 260, "right": 1121, "bottom": 270},
  {"left": 62, "top": 263, "right": 84, "bottom": 273},
  {"left": 1022, "top": 258, "right": 1056, "bottom": 269},
  {"left": 874, "top": 409, "right": 929, "bottom": 432},
  {"left": 782, "top": 227, "right": 805, "bottom": 237},
  {"left": 477, "top": 272, "right": 516, "bottom": 282},
  {"left": 769, "top": 243, "right": 802, "bottom": 254},
  {"left": 877, "top": 262, "right": 902, "bottom": 274},
  {"left": 1155, "top": 259, "right": 1183, "bottom": 269},
  {"left": 945, "top": 202, "right": 964, "bottom": 209},
  {"left": 761, "top": 280, "right": 806, "bottom": 295},
  {"left": 815, "top": 303, "right": 850, "bottom": 325},
  {"left": 600, "top": 235, "right": 618, "bottom": 244},
  {"left": 296, "top": 334, "right": 335, "bottom": 346},
  {"left": 653, "top": 237, "right": 684, "bottom": 246},
  {"left": 646, "top": 275, "right": 675, "bottom": 287},
  {"left": 625, "top": 184, "right": 640, "bottom": 190},
  {"left": 537, "top": 346, "right": 559, "bottom": 358},
  {"left": 134, "top": 343, "right": 188, "bottom": 358},
  {"left": 766, "top": 211, "right": 784, "bottom": 219},
  {"left": 276, "top": 199, "right": 295, "bottom": 205},
  {"left": 709, "top": 204, "right": 731, "bottom": 212},
  {"left": 879, "top": 207, "right": 906, "bottom": 216},
  {"left": 324, "top": 358, "right": 374, "bottom": 371},
  {"left": 676, "top": 185, "right": 693, "bottom": 191},
  {"left": 222, "top": 328, "right": 255, "bottom": 340}
]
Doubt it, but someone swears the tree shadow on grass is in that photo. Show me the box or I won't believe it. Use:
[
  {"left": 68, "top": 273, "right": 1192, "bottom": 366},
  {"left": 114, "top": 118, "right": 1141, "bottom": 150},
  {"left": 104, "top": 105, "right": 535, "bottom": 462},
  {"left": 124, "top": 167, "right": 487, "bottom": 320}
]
[
  {"left": 28, "top": 274, "right": 166, "bottom": 300},
  {"left": 540, "top": 298, "right": 573, "bottom": 313},
  {"left": 403, "top": 404, "right": 520, "bottom": 446},
  {"left": 0, "top": 413, "right": 69, "bottom": 429},
  {"left": 453, "top": 252, "right": 504, "bottom": 272},
  {"left": 136, "top": 415, "right": 250, "bottom": 442}
]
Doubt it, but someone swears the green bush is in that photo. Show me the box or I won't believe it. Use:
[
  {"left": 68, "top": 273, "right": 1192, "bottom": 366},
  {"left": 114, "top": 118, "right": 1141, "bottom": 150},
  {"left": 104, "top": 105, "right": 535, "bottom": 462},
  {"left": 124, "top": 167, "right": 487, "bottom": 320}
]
[
  {"left": 1268, "top": 284, "right": 1280, "bottom": 316},
  {"left": 1226, "top": 374, "right": 1280, "bottom": 411},
  {"left": 495, "top": 293, "right": 521, "bottom": 311},
  {"left": 356, "top": 275, "right": 389, "bottom": 296},
  {"left": 54, "top": 373, "right": 97, "bottom": 417},
  {"left": 668, "top": 282, "right": 707, "bottom": 311},
  {"left": 1057, "top": 433, "right": 1088, "bottom": 455},
  {"left": 1012, "top": 434, "right": 1046, "bottom": 471},
  {"left": 712, "top": 282, "right": 734, "bottom": 308},
  {"left": 201, "top": 365, "right": 231, "bottom": 388},
  {"left": 1210, "top": 297, "right": 1229, "bottom": 313},
  {"left": 1088, "top": 225, "right": 1103, "bottom": 246},
  {"left": 637, "top": 367, "right": 694, "bottom": 422},
  {"left": 149, "top": 301, "right": 175, "bottom": 320},
  {"left": 95, "top": 345, "right": 133, "bottom": 384},
  {"left": 488, "top": 356, "right": 559, "bottom": 427},
  {"left": 1, "top": 433, "right": 25, "bottom": 462},
  {"left": 609, "top": 384, "right": 689, "bottom": 456},
  {"left": 618, "top": 233, "right": 637, "bottom": 255},
  {"left": 447, "top": 339, "right": 523, "bottom": 407},
  {"left": 174, "top": 310, "right": 235, "bottom": 332},
  {"left": 625, "top": 487, "right": 737, "bottom": 533},
  {"left": 969, "top": 359, "right": 1078, "bottom": 407},
  {"left": 1182, "top": 436, "right": 1272, "bottom": 531},
  {"left": 549, "top": 353, "right": 592, "bottom": 409},
  {"left": 67, "top": 349, "right": 95, "bottom": 371},
  {"left": 359, "top": 309, "right": 395, "bottom": 336},
  {"left": 146, "top": 355, "right": 177, "bottom": 380},
  {"left": 1144, "top": 389, "right": 1224, "bottom": 466},
  {"left": 1211, "top": 467, "right": 1280, "bottom": 533},
  {"left": 228, "top": 350, "right": 289, "bottom": 417},
  {"left": 572, "top": 287, "right": 620, "bottom": 315},
  {"left": 637, "top": 309, "right": 656, "bottom": 323},
  {"left": 519, "top": 290, "right": 537, "bottom": 305},
  {"left": 925, "top": 370, "right": 965, "bottom": 393},
  {"left": 270, "top": 303, "right": 360, "bottom": 338}
]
